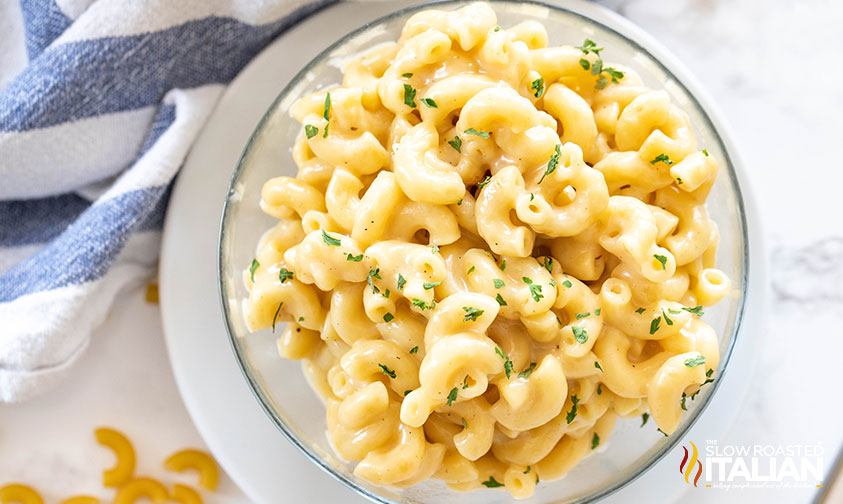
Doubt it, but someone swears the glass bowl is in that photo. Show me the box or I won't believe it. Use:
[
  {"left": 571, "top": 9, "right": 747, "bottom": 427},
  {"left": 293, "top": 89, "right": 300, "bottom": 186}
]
[{"left": 218, "top": 1, "right": 749, "bottom": 502}]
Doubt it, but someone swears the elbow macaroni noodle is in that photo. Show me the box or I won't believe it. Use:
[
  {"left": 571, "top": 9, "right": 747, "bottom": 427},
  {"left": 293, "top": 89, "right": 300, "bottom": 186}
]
[
  {"left": 2, "top": 428, "right": 219, "bottom": 503},
  {"left": 243, "top": 2, "right": 730, "bottom": 498}
]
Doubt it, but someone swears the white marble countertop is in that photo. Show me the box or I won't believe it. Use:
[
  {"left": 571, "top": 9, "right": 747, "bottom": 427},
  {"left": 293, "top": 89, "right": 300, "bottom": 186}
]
[{"left": 1, "top": 0, "right": 842, "bottom": 502}]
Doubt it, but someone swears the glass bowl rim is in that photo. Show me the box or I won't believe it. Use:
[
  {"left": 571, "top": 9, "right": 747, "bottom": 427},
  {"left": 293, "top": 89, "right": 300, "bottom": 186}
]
[{"left": 217, "top": 1, "right": 750, "bottom": 502}]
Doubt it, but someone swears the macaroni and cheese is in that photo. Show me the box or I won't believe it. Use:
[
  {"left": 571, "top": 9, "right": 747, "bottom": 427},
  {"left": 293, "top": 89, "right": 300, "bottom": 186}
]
[{"left": 243, "top": 2, "right": 728, "bottom": 498}]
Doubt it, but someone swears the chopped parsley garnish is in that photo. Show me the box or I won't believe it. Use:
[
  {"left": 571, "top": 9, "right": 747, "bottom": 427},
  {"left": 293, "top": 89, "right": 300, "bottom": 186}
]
[
  {"left": 401, "top": 72, "right": 413, "bottom": 78},
  {"left": 493, "top": 279, "right": 505, "bottom": 289},
  {"left": 575, "top": 39, "right": 622, "bottom": 89},
  {"left": 575, "top": 312, "right": 590, "bottom": 320},
  {"left": 654, "top": 254, "right": 668, "bottom": 270},
  {"left": 543, "top": 256, "right": 553, "bottom": 274},
  {"left": 518, "top": 362, "right": 536, "bottom": 379},
  {"left": 278, "top": 268, "right": 293, "bottom": 283},
  {"left": 304, "top": 124, "right": 319, "bottom": 139},
  {"left": 676, "top": 177, "right": 683, "bottom": 185},
  {"left": 635, "top": 307, "right": 646, "bottom": 314},
  {"left": 550, "top": 278, "right": 556, "bottom": 287},
  {"left": 575, "top": 39, "right": 603, "bottom": 54},
  {"left": 658, "top": 428, "right": 669, "bottom": 437},
  {"left": 323, "top": 92, "right": 331, "bottom": 121},
  {"left": 681, "top": 392, "right": 687, "bottom": 411},
  {"left": 641, "top": 413, "right": 649, "bottom": 427},
  {"left": 378, "top": 363, "right": 396, "bottom": 378},
  {"left": 476, "top": 175, "right": 491, "bottom": 190},
  {"left": 703, "top": 368, "right": 714, "bottom": 385},
  {"left": 481, "top": 476, "right": 503, "bottom": 488},
  {"left": 367, "top": 268, "right": 381, "bottom": 294},
  {"left": 466, "top": 266, "right": 476, "bottom": 275},
  {"left": 572, "top": 325, "right": 588, "bottom": 344},
  {"left": 561, "top": 279, "right": 572, "bottom": 288},
  {"left": 668, "top": 308, "right": 681, "bottom": 314},
  {"left": 465, "top": 128, "right": 490, "bottom": 138},
  {"left": 446, "top": 387, "right": 458, "bottom": 406},
  {"left": 539, "top": 144, "right": 562, "bottom": 184},
  {"left": 404, "top": 389, "right": 412, "bottom": 396},
  {"left": 592, "top": 432, "right": 600, "bottom": 449},
  {"left": 423, "top": 281, "right": 440, "bottom": 290},
  {"left": 524, "top": 466, "right": 531, "bottom": 474},
  {"left": 684, "top": 355, "right": 706, "bottom": 368},
  {"left": 448, "top": 136, "right": 462, "bottom": 153},
  {"left": 597, "top": 67, "right": 624, "bottom": 89},
  {"left": 530, "top": 77, "right": 545, "bottom": 98},
  {"left": 597, "top": 383, "right": 602, "bottom": 394},
  {"left": 271, "top": 301, "right": 283, "bottom": 333},
  {"left": 495, "top": 346, "right": 513, "bottom": 379},
  {"left": 420, "top": 97, "right": 438, "bottom": 108},
  {"left": 397, "top": 273, "right": 406, "bottom": 291},
  {"left": 249, "top": 259, "right": 260, "bottom": 282},
  {"left": 594, "top": 308, "right": 601, "bottom": 316},
  {"left": 566, "top": 395, "right": 579, "bottom": 424},
  {"left": 346, "top": 253, "right": 363, "bottom": 262},
  {"left": 457, "top": 198, "right": 463, "bottom": 206},
  {"left": 683, "top": 305, "right": 705, "bottom": 316},
  {"left": 383, "top": 313, "right": 394, "bottom": 323},
  {"left": 649, "top": 316, "right": 661, "bottom": 334},
  {"left": 500, "top": 259, "right": 507, "bottom": 271},
  {"left": 462, "top": 306, "right": 484, "bottom": 322},
  {"left": 495, "top": 293, "right": 507, "bottom": 306},
  {"left": 462, "top": 375, "right": 470, "bottom": 389},
  {"left": 462, "top": 417, "right": 468, "bottom": 428},
  {"left": 650, "top": 153, "right": 674, "bottom": 165},
  {"left": 594, "top": 361, "right": 603, "bottom": 372},
  {"left": 322, "top": 122, "right": 329, "bottom": 138},
  {"left": 494, "top": 26, "right": 501, "bottom": 32},
  {"left": 411, "top": 298, "right": 435, "bottom": 310},
  {"left": 298, "top": 316, "right": 304, "bottom": 322},
  {"left": 431, "top": 245, "right": 439, "bottom": 254},
  {"left": 321, "top": 230, "right": 341, "bottom": 246},
  {"left": 702, "top": 149, "right": 709, "bottom": 156},
  {"left": 403, "top": 84, "right": 417, "bottom": 108},
  {"left": 410, "top": 346, "right": 419, "bottom": 354},
  {"left": 522, "top": 277, "right": 544, "bottom": 302},
  {"left": 530, "top": 193, "right": 535, "bottom": 201},
  {"left": 662, "top": 308, "right": 673, "bottom": 326}
]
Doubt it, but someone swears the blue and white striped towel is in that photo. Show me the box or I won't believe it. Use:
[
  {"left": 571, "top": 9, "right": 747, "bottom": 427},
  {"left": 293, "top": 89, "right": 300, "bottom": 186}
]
[{"left": 0, "top": 0, "right": 335, "bottom": 402}]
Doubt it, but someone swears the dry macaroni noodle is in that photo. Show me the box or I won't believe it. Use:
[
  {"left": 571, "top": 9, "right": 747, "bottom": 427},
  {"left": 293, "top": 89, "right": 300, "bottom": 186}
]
[{"left": 94, "top": 427, "right": 136, "bottom": 488}]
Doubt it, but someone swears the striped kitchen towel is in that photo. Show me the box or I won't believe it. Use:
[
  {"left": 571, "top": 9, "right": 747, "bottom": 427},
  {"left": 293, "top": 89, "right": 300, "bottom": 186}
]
[{"left": 0, "top": 0, "right": 335, "bottom": 403}]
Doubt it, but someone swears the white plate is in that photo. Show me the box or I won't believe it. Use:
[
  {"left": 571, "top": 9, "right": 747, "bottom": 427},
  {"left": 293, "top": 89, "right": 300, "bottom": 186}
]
[{"left": 159, "top": 1, "right": 767, "bottom": 502}]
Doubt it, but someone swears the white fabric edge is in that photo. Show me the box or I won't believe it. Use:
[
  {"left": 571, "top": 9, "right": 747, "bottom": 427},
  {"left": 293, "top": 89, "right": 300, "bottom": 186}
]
[{"left": 0, "top": 229, "right": 161, "bottom": 403}]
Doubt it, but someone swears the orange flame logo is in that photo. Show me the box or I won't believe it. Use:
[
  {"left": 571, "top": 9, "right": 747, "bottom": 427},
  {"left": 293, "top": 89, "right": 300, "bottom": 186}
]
[{"left": 679, "top": 441, "right": 703, "bottom": 486}]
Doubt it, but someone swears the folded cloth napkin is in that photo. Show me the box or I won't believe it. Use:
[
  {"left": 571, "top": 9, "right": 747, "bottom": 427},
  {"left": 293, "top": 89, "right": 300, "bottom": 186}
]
[{"left": 0, "top": 0, "right": 335, "bottom": 402}]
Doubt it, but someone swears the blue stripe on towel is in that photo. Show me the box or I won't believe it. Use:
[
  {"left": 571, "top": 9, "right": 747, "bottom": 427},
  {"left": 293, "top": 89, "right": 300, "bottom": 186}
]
[
  {"left": 139, "top": 103, "right": 176, "bottom": 154},
  {"left": 0, "top": 184, "right": 168, "bottom": 301},
  {"left": 19, "top": 0, "right": 73, "bottom": 59},
  {"left": 0, "top": 193, "right": 90, "bottom": 247},
  {"left": 0, "top": 0, "right": 334, "bottom": 132}
]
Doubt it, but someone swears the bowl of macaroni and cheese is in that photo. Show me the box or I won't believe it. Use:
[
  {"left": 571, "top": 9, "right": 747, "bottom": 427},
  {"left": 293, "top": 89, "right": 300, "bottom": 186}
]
[{"left": 218, "top": 1, "right": 748, "bottom": 502}]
